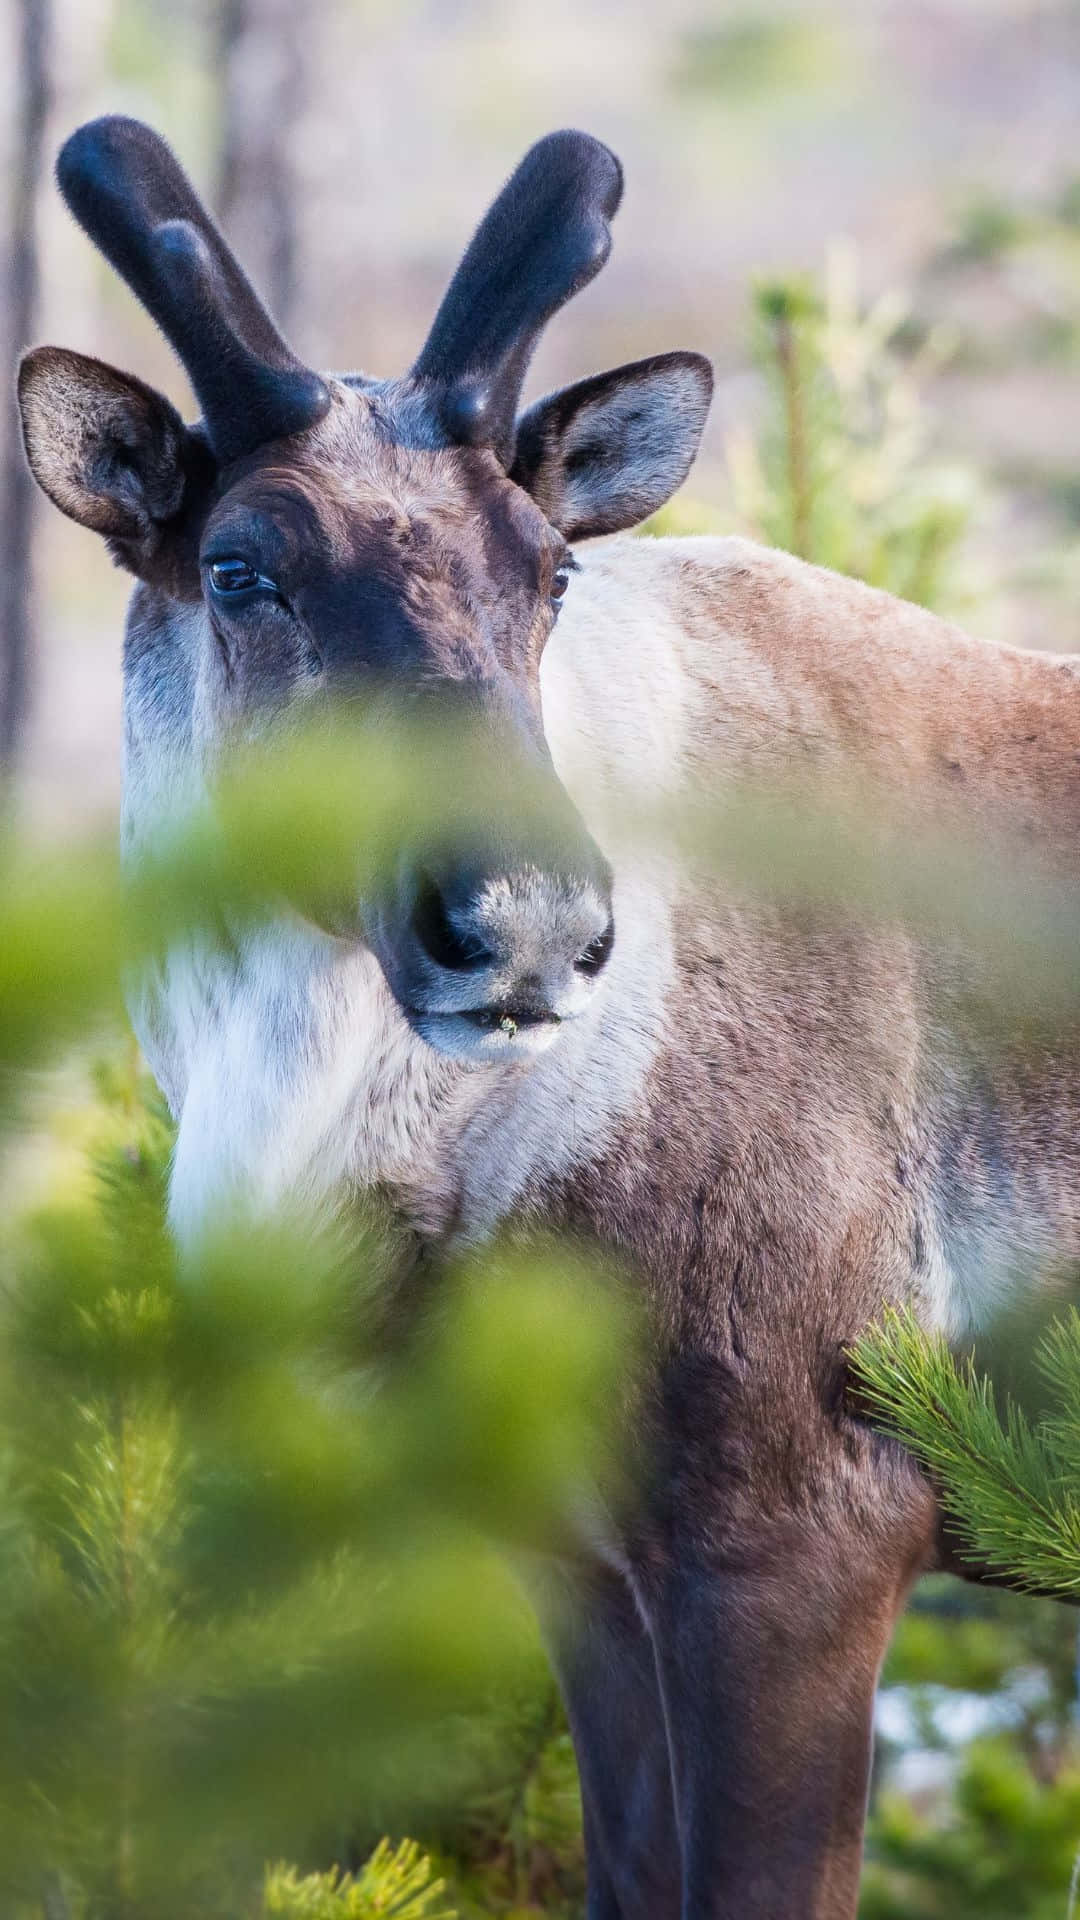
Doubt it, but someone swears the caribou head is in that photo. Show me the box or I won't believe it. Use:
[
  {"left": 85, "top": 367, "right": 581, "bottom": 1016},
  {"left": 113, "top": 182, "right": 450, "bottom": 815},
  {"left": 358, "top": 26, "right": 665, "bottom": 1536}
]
[{"left": 19, "top": 117, "right": 712, "bottom": 1062}]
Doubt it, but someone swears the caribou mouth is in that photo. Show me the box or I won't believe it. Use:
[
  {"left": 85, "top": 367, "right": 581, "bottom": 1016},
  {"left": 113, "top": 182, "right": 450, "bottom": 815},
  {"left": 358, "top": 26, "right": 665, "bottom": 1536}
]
[
  {"left": 401, "top": 998, "right": 569, "bottom": 1062},
  {"left": 458, "top": 1004, "right": 562, "bottom": 1035}
]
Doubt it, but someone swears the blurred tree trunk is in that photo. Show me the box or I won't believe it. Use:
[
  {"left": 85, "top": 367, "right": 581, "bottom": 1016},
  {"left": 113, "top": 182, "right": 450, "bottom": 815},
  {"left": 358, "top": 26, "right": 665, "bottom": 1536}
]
[
  {"left": 215, "top": 0, "right": 307, "bottom": 333},
  {"left": 0, "top": 0, "right": 51, "bottom": 770}
]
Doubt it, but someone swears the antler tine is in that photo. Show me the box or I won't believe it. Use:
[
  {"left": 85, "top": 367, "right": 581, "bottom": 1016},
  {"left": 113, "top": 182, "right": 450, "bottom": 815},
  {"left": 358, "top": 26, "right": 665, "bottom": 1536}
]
[
  {"left": 57, "top": 116, "right": 329, "bottom": 464},
  {"left": 411, "top": 130, "right": 623, "bottom": 467}
]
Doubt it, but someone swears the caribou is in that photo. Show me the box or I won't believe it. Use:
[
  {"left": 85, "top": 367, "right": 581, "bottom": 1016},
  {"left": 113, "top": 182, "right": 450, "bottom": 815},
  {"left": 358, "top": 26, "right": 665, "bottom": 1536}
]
[{"left": 19, "top": 115, "right": 1080, "bottom": 1919}]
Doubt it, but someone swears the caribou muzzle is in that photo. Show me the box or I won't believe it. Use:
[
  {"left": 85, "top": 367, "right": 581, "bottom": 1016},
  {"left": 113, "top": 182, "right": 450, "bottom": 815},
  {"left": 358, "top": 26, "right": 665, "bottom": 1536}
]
[{"left": 375, "top": 831, "right": 615, "bottom": 1063}]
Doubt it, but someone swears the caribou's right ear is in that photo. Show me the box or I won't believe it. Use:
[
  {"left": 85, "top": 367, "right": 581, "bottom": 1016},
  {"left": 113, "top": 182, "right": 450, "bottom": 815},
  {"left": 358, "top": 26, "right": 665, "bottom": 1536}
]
[
  {"left": 510, "top": 351, "right": 713, "bottom": 541},
  {"left": 18, "top": 346, "right": 210, "bottom": 575}
]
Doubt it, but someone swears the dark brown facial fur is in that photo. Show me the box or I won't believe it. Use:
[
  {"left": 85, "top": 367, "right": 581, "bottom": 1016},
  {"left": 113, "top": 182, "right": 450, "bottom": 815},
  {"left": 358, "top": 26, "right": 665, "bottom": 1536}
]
[{"left": 197, "top": 384, "right": 567, "bottom": 721}]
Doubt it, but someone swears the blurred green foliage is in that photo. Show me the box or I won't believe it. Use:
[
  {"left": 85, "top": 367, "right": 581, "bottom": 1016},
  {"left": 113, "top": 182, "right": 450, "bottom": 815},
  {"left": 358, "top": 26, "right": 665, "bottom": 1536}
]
[
  {"left": 0, "top": 1041, "right": 625, "bottom": 1917},
  {"left": 432, "top": 1674, "right": 585, "bottom": 1918},
  {"left": 729, "top": 248, "right": 979, "bottom": 609},
  {"left": 885, "top": 1578, "right": 1077, "bottom": 1737},
  {"left": 646, "top": 243, "right": 981, "bottom": 615},
  {"left": 862, "top": 1741, "right": 1080, "bottom": 1920},
  {"left": 931, "top": 175, "right": 1080, "bottom": 374},
  {"left": 946, "top": 194, "right": 1028, "bottom": 268},
  {"left": 668, "top": 16, "right": 835, "bottom": 100}
]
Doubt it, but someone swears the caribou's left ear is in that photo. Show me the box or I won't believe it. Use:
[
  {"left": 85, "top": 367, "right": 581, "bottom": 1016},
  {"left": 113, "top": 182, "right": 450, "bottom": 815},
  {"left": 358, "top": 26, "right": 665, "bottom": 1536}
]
[
  {"left": 510, "top": 350, "right": 713, "bottom": 541},
  {"left": 18, "top": 345, "right": 211, "bottom": 577}
]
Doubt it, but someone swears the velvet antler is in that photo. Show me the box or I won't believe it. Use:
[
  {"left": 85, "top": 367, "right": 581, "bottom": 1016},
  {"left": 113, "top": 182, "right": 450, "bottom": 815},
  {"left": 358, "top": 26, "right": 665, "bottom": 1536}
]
[
  {"left": 411, "top": 130, "right": 623, "bottom": 467},
  {"left": 57, "top": 116, "right": 330, "bottom": 464}
]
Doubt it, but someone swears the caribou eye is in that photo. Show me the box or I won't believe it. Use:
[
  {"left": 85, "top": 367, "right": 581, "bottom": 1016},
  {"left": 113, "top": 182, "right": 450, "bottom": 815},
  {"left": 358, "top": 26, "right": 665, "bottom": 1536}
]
[
  {"left": 207, "top": 557, "right": 278, "bottom": 598},
  {"left": 550, "top": 560, "right": 574, "bottom": 604}
]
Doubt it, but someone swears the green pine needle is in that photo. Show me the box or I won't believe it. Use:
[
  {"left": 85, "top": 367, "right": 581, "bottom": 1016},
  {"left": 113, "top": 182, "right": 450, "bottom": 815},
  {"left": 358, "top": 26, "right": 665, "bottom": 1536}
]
[
  {"left": 264, "top": 1839, "right": 454, "bottom": 1918},
  {"left": 851, "top": 1308, "right": 1080, "bottom": 1597}
]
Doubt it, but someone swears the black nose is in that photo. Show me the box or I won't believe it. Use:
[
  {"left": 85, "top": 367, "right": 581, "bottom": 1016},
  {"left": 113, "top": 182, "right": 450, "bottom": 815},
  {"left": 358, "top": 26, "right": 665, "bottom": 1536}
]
[{"left": 410, "top": 870, "right": 494, "bottom": 971}]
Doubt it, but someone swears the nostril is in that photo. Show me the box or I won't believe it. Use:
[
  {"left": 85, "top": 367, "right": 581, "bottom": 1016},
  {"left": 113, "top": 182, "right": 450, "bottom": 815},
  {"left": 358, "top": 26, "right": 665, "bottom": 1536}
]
[
  {"left": 574, "top": 915, "right": 615, "bottom": 977},
  {"left": 411, "top": 871, "right": 494, "bottom": 972}
]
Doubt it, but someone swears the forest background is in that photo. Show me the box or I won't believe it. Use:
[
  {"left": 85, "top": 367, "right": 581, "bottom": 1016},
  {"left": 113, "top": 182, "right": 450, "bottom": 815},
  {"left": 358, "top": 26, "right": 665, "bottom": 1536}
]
[{"left": 4, "top": 2, "right": 1080, "bottom": 1915}]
